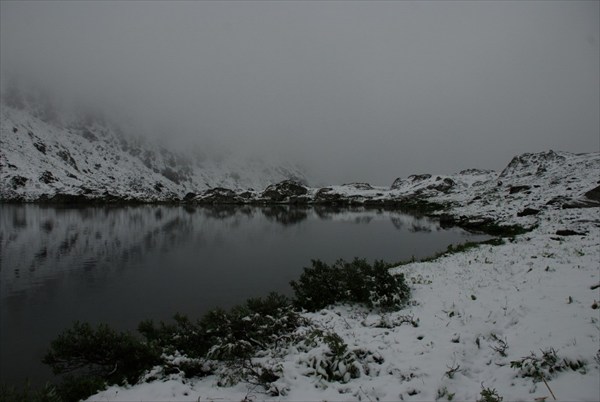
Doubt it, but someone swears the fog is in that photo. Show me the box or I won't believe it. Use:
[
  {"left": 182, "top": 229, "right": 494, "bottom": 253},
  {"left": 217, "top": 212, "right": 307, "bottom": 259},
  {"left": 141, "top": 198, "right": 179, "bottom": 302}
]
[{"left": 1, "top": 1, "right": 598, "bottom": 185}]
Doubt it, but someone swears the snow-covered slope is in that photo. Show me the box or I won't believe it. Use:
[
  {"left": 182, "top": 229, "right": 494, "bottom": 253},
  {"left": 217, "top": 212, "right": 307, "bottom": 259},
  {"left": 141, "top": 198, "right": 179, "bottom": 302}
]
[
  {"left": 0, "top": 102, "right": 306, "bottom": 201},
  {"left": 86, "top": 150, "right": 600, "bottom": 402}
]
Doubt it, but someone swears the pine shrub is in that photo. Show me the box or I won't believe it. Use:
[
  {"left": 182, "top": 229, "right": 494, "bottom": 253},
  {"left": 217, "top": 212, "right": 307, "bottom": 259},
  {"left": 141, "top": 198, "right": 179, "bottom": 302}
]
[{"left": 291, "top": 258, "right": 410, "bottom": 311}]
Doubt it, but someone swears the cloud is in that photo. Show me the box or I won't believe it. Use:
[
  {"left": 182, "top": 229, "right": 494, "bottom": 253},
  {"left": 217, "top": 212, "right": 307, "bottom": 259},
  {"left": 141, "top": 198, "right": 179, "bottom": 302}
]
[{"left": 2, "top": 1, "right": 598, "bottom": 185}]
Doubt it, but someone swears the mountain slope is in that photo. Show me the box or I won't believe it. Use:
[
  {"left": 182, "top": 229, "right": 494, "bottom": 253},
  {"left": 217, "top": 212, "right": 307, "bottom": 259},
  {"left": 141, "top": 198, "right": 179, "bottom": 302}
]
[{"left": 0, "top": 102, "right": 306, "bottom": 202}]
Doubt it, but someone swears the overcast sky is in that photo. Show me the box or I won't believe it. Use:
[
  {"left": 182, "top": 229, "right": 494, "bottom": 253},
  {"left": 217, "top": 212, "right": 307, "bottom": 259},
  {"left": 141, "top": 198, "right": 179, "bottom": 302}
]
[{"left": 1, "top": 1, "right": 598, "bottom": 185}]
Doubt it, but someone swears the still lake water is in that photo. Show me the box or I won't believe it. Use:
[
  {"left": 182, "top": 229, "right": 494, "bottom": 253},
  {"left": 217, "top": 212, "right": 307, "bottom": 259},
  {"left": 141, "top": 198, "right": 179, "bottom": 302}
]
[{"left": 0, "top": 205, "right": 486, "bottom": 385}]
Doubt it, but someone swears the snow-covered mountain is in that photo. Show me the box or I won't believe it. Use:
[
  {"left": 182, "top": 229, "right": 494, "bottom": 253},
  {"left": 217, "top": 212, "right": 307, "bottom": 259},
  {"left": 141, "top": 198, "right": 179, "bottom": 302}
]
[{"left": 0, "top": 101, "right": 306, "bottom": 202}]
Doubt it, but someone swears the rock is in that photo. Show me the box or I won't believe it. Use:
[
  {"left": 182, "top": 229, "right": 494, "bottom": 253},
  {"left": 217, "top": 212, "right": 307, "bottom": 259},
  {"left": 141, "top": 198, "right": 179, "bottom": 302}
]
[
  {"left": 562, "top": 199, "right": 600, "bottom": 209},
  {"left": 509, "top": 185, "right": 531, "bottom": 194},
  {"left": 584, "top": 185, "right": 600, "bottom": 202},
  {"left": 342, "top": 182, "right": 374, "bottom": 190},
  {"left": 561, "top": 186, "right": 600, "bottom": 209},
  {"left": 33, "top": 142, "right": 47, "bottom": 154},
  {"left": 183, "top": 192, "right": 197, "bottom": 201},
  {"left": 57, "top": 149, "right": 79, "bottom": 171},
  {"left": 10, "top": 175, "right": 28, "bottom": 189},
  {"left": 196, "top": 187, "right": 239, "bottom": 204},
  {"left": 391, "top": 174, "right": 432, "bottom": 190},
  {"left": 314, "top": 188, "right": 347, "bottom": 204},
  {"left": 556, "top": 229, "right": 586, "bottom": 236},
  {"left": 410, "top": 174, "right": 432, "bottom": 182},
  {"left": 517, "top": 207, "right": 540, "bottom": 217},
  {"left": 261, "top": 180, "right": 308, "bottom": 202},
  {"left": 499, "top": 150, "right": 566, "bottom": 178},
  {"left": 428, "top": 178, "right": 455, "bottom": 193},
  {"left": 161, "top": 167, "right": 182, "bottom": 184},
  {"left": 458, "top": 168, "right": 495, "bottom": 175},
  {"left": 39, "top": 171, "right": 58, "bottom": 184}
]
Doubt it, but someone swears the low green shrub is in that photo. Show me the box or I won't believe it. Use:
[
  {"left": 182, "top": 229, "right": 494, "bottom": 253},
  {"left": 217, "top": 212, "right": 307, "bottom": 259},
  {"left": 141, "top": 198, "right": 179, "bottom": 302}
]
[
  {"left": 291, "top": 258, "right": 410, "bottom": 311},
  {"left": 138, "top": 313, "right": 207, "bottom": 358},
  {"left": 0, "top": 381, "right": 61, "bottom": 402},
  {"left": 204, "top": 293, "right": 306, "bottom": 360},
  {"left": 42, "top": 321, "right": 160, "bottom": 384},
  {"left": 53, "top": 376, "right": 107, "bottom": 402}
]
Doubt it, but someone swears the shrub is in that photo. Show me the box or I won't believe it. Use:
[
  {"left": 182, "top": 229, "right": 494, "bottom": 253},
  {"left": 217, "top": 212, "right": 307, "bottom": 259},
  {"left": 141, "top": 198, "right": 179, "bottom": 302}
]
[
  {"left": 203, "top": 293, "right": 305, "bottom": 360},
  {"left": 478, "top": 387, "right": 503, "bottom": 402},
  {"left": 138, "top": 313, "right": 208, "bottom": 359},
  {"left": 510, "top": 348, "right": 587, "bottom": 380},
  {"left": 43, "top": 321, "right": 160, "bottom": 385},
  {"left": 291, "top": 258, "right": 410, "bottom": 311},
  {"left": 53, "top": 376, "right": 107, "bottom": 402},
  {"left": 299, "top": 329, "right": 360, "bottom": 383},
  {"left": 0, "top": 381, "right": 61, "bottom": 402},
  {"left": 140, "top": 293, "right": 305, "bottom": 363}
]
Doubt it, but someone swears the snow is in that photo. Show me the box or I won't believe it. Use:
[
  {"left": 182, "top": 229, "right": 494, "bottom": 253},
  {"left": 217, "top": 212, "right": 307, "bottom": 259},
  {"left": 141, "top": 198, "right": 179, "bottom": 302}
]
[
  {"left": 86, "top": 152, "right": 600, "bottom": 401},
  {"left": 0, "top": 102, "right": 306, "bottom": 201}
]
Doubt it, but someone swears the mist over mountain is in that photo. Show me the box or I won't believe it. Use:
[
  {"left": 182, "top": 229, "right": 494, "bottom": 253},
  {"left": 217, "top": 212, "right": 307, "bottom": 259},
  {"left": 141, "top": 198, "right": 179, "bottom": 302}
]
[
  {"left": 0, "top": 92, "right": 307, "bottom": 201},
  {"left": 1, "top": 1, "right": 598, "bottom": 186}
]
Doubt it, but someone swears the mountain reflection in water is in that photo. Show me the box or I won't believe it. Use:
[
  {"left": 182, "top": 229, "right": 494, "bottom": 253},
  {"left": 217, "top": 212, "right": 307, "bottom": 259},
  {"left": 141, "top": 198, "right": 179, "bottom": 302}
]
[{"left": 0, "top": 205, "right": 486, "bottom": 386}]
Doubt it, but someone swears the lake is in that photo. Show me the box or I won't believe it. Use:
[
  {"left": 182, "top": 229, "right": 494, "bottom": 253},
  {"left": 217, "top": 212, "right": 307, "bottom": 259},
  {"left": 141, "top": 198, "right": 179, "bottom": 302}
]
[{"left": 0, "top": 204, "right": 487, "bottom": 386}]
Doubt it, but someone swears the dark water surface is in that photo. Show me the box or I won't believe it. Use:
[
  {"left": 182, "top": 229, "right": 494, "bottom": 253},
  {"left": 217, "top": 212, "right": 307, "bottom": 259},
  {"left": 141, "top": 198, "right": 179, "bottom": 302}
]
[{"left": 0, "top": 205, "right": 486, "bottom": 385}]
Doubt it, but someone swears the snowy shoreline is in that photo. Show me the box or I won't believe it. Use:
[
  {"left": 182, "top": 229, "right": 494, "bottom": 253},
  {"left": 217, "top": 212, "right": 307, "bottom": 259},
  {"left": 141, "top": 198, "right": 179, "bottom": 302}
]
[{"left": 86, "top": 152, "right": 600, "bottom": 401}]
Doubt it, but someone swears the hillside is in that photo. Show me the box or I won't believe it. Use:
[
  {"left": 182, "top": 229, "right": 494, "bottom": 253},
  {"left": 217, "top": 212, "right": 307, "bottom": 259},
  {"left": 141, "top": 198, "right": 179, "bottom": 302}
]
[{"left": 0, "top": 102, "right": 306, "bottom": 202}]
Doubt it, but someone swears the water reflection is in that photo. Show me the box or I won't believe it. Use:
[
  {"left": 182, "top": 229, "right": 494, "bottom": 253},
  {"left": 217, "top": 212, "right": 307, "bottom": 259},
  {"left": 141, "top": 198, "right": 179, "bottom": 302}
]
[{"left": 0, "top": 205, "right": 484, "bottom": 386}]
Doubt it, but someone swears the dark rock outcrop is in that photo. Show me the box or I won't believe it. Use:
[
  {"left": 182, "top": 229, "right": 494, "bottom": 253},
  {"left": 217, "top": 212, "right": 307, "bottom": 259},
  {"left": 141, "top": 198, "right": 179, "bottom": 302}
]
[
  {"left": 10, "top": 175, "right": 28, "bottom": 189},
  {"left": 508, "top": 185, "right": 531, "bottom": 194},
  {"left": 584, "top": 185, "right": 600, "bottom": 202},
  {"left": 517, "top": 207, "right": 540, "bottom": 217},
  {"left": 556, "top": 229, "right": 586, "bottom": 236},
  {"left": 314, "top": 188, "right": 349, "bottom": 205},
  {"left": 261, "top": 180, "right": 309, "bottom": 202},
  {"left": 561, "top": 185, "right": 600, "bottom": 209},
  {"left": 39, "top": 171, "right": 57, "bottom": 184},
  {"left": 429, "top": 178, "right": 455, "bottom": 193}
]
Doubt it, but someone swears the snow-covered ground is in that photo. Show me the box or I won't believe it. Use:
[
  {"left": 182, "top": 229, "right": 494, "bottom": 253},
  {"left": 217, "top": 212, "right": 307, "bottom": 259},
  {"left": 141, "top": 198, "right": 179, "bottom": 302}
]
[{"left": 87, "top": 152, "right": 600, "bottom": 401}]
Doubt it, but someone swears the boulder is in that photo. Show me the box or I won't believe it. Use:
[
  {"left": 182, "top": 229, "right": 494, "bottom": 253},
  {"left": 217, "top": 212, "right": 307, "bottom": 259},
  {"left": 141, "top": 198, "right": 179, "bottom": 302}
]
[
  {"left": 314, "top": 188, "right": 346, "bottom": 204},
  {"left": 183, "top": 192, "right": 197, "bottom": 201},
  {"left": 517, "top": 207, "right": 540, "bottom": 217},
  {"left": 261, "top": 180, "right": 308, "bottom": 202},
  {"left": 584, "top": 185, "right": 600, "bottom": 202},
  {"left": 428, "top": 178, "right": 455, "bottom": 193}
]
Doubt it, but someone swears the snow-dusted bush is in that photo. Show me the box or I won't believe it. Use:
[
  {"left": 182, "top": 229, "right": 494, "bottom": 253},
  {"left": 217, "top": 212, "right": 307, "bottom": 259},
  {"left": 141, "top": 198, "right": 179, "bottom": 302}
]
[
  {"left": 298, "top": 329, "right": 361, "bottom": 384},
  {"left": 510, "top": 347, "right": 587, "bottom": 380},
  {"left": 290, "top": 258, "right": 410, "bottom": 311}
]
